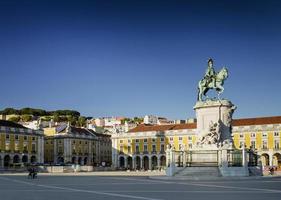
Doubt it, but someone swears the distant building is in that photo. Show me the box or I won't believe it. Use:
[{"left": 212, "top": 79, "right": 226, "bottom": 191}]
[
  {"left": 144, "top": 115, "right": 158, "bottom": 125},
  {"left": 0, "top": 120, "right": 44, "bottom": 168},
  {"left": 144, "top": 115, "right": 172, "bottom": 125},
  {"left": 173, "top": 119, "right": 186, "bottom": 124},
  {"left": 44, "top": 123, "right": 111, "bottom": 166},
  {"left": 111, "top": 116, "right": 281, "bottom": 170}
]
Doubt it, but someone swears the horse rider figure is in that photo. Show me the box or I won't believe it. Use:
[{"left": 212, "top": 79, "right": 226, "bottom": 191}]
[{"left": 204, "top": 58, "right": 216, "bottom": 88}]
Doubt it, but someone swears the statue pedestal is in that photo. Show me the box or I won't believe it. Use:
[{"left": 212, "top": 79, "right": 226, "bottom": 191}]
[{"left": 194, "top": 99, "right": 236, "bottom": 143}]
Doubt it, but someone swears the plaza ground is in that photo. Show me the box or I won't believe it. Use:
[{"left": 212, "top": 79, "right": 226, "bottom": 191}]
[{"left": 0, "top": 174, "right": 281, "bottom": 200}]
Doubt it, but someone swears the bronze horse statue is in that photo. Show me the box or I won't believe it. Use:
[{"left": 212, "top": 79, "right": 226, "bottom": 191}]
[{"left": 197, "top": 67, "right": 228, "bottom": 101}]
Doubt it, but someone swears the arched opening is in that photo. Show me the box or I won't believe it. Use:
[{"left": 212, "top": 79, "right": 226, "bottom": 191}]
[
  {"left": 31, "top": 156, "right": 37, "bottom": 163},
  {"left": 151, "top": 156, "right": 158, "bottom": 170},
  {"left": 127, "top": 157, "right": 132, "bottom": 169},
  {"left": 143, "top": 156, "right": 149, "bottom": 170},
  {"left": 84, "top": 157, "right": 88, "bottom": 165},
  {"left": 273, "top": 153, "right": 281, "bottom": 168},
  {"left": 119, "top": 156, "right": 125, "bottom": 168},
  {"left": 72, "top": 157, "right": 76, "bottom": 164},
  {"left": 261, "top": 153, "right": 270, "bottom": 166},
  {"left": 22, "top": 155, "right": 28, "bottom": 164},
  {"left": 135, "top": 156, "right": 141, "bottom": 170},
  {"left": 4, "top": 155, "right": 10, "bottom": 168},
  {"left": 57, "top": 157, "right": 64, "bottom": 164},
  {"left": 13, "top": 155, "right": 20, "bottom": 164},
  {"left": 78, "top": 157, "right": 82, "bottom": 165},
  {"left": 160, "top": 156, "right": 166, "bottom": 167}
]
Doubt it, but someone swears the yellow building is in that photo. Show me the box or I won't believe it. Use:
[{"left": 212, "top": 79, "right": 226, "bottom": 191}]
[
  {"left": 0, "top": 120, "right": 44, "bottom": 168},
  {"left": 44, "top": 123, "right": 111, "bottom": 166},
  {"left": 111, "top": 116, "right": 281, "bottom": 170}
]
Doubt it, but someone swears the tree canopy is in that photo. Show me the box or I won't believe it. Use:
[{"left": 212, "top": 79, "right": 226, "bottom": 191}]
[{"left": 0, "top": 107, "right": 80, "bottom": 117}]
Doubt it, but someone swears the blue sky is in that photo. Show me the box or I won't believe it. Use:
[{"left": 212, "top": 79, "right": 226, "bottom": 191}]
[{"left": 0, "top": 0, "right": 281, "bottom": 119}]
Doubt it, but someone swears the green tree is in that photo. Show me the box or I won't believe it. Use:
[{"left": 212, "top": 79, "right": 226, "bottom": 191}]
[
  {"left": 21, "top": 114, "right": 32, "bottom": 122},
  {"left": 133, "top": 117, "right": 143, "bottom": 124},
  {"left": 121, "top": 118, "right": 131, "bottom": 124},
  {"left": 41, "top": 116, "right": 52, "bottom": 121},
  {"left": 78, "top": 116, "right": 86, "bottom": 127},
  {"left": 53, "top": 113, "right": 61, "bottom": 122},
  {"left": 0, "top": 108, "right": 19, "bottom": 115},
  {"left": 67, "top": 115, "right": 78, "bottom": 126},
  {"left": 8, "top": 116, "right": 20, "bottom": 123}
]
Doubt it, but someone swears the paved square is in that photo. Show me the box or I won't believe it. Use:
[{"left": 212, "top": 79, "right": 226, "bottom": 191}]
[{"left": 0, "top": 175, "right": 281, "bottom": 200}]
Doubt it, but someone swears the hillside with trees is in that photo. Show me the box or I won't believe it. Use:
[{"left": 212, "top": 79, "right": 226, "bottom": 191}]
[{"left": 0, "top": 107, "right": 86, "bottom": 126}]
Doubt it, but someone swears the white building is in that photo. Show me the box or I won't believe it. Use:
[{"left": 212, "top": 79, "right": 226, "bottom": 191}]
[{"left": 144, "top": 115, "right": 158, "bottom": 125}]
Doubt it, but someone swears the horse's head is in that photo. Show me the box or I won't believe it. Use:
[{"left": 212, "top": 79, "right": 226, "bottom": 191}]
[{"left": 217, "top": 67, "right": 228, "bottom": 80}]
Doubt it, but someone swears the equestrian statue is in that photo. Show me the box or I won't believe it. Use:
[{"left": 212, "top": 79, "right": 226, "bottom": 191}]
[{"left": 197, "top": 58, "right": 228, "bottom": 101}]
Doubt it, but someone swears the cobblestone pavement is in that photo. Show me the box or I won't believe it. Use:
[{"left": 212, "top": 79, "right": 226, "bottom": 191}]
[{"left": 0, "top": 174, "right": 281, "bottom": 200}]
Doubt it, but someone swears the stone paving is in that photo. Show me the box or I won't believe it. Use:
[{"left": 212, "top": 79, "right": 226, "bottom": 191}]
[{"left": 0, "top": 173, "right": 281, "bottom": 200}]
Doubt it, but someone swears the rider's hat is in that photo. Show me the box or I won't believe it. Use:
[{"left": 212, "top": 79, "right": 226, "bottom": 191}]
[{"left": 208, "top": 58, "right": 213, "bottom": 64}]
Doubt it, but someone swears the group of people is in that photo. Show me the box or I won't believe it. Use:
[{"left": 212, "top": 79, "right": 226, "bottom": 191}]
[{"left": 27, "top": 166, "right": 38, "bottom": 179}]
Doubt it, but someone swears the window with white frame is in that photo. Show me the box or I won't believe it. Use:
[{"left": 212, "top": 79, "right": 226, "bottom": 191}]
[
  {"left": 262, "top": 132, "right": 267, "bottom": 137},
  {"left": 274, "top": 132, "right": 279, "bottom": 137},
  {"left": 152, "top": 144, "right": 156, "bottom": 152},
  {"left": 144, "top": 145, "right": 148, "bottom": 152},
  {"left": 274, "top": 140, "right": 280, "bottom": 149},
  {"left": 160, "top": 137, "right": 164, "bottom": 142},
  {"left": 144, "top": 138, "right": 148, "bottom": 143},
  {"left": 170, "top": 137, "right": 173, "bottom": 141},
  {"left": 251, "top": 141, "right": 256, "bottom": 149},
  {"left": 135, "top": 145, "right": 139, "bottom": 153},
  {"left": 262, "top": 141, "right": 268, "bottom": 149},
  {"left": 160, "top": 144, "right": 165, "bottom": 152},
  {"left": 250, "top": 133, "right": 256, "bottom": 138},
  {"left": 179, "top": 137, "right": 183, "bottom": 141},
  {"left": 120, "top": 145, "right": 124, "bottom": 153},
  {"left": 239, "top": 141, "right": 244, "bottom": 148}
]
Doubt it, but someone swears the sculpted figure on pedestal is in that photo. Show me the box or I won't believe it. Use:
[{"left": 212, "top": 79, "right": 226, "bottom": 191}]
[
  {"left": 197, "top": 58, "right": 229, "bottom": 101},
  {"left": 199, "top": 120, "right": 221, "bottom": 145}
]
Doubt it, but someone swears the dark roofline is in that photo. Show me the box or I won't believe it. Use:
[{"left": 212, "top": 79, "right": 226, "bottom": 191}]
[{"left": 0, "top": 120, "right": 27, "bottom": 129}]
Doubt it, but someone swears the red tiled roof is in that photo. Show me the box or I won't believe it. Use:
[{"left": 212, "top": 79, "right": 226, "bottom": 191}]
[
  {"left": 128, "top": 116, "right": 281, "bottom": 133},
  {"left": 232, "top": 116, "right": 281, "bottom": 126}
]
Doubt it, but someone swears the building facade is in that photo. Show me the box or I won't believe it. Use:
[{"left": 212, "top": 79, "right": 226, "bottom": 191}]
[
  {"left": 111, "top": 116, "right": 281, "bottom": 170},
  {"left": 44, "top": 124, "right": 112, "bottom": 166},
  {"left": 0, "top": 120, "right": 44, "bottom": 168}
]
